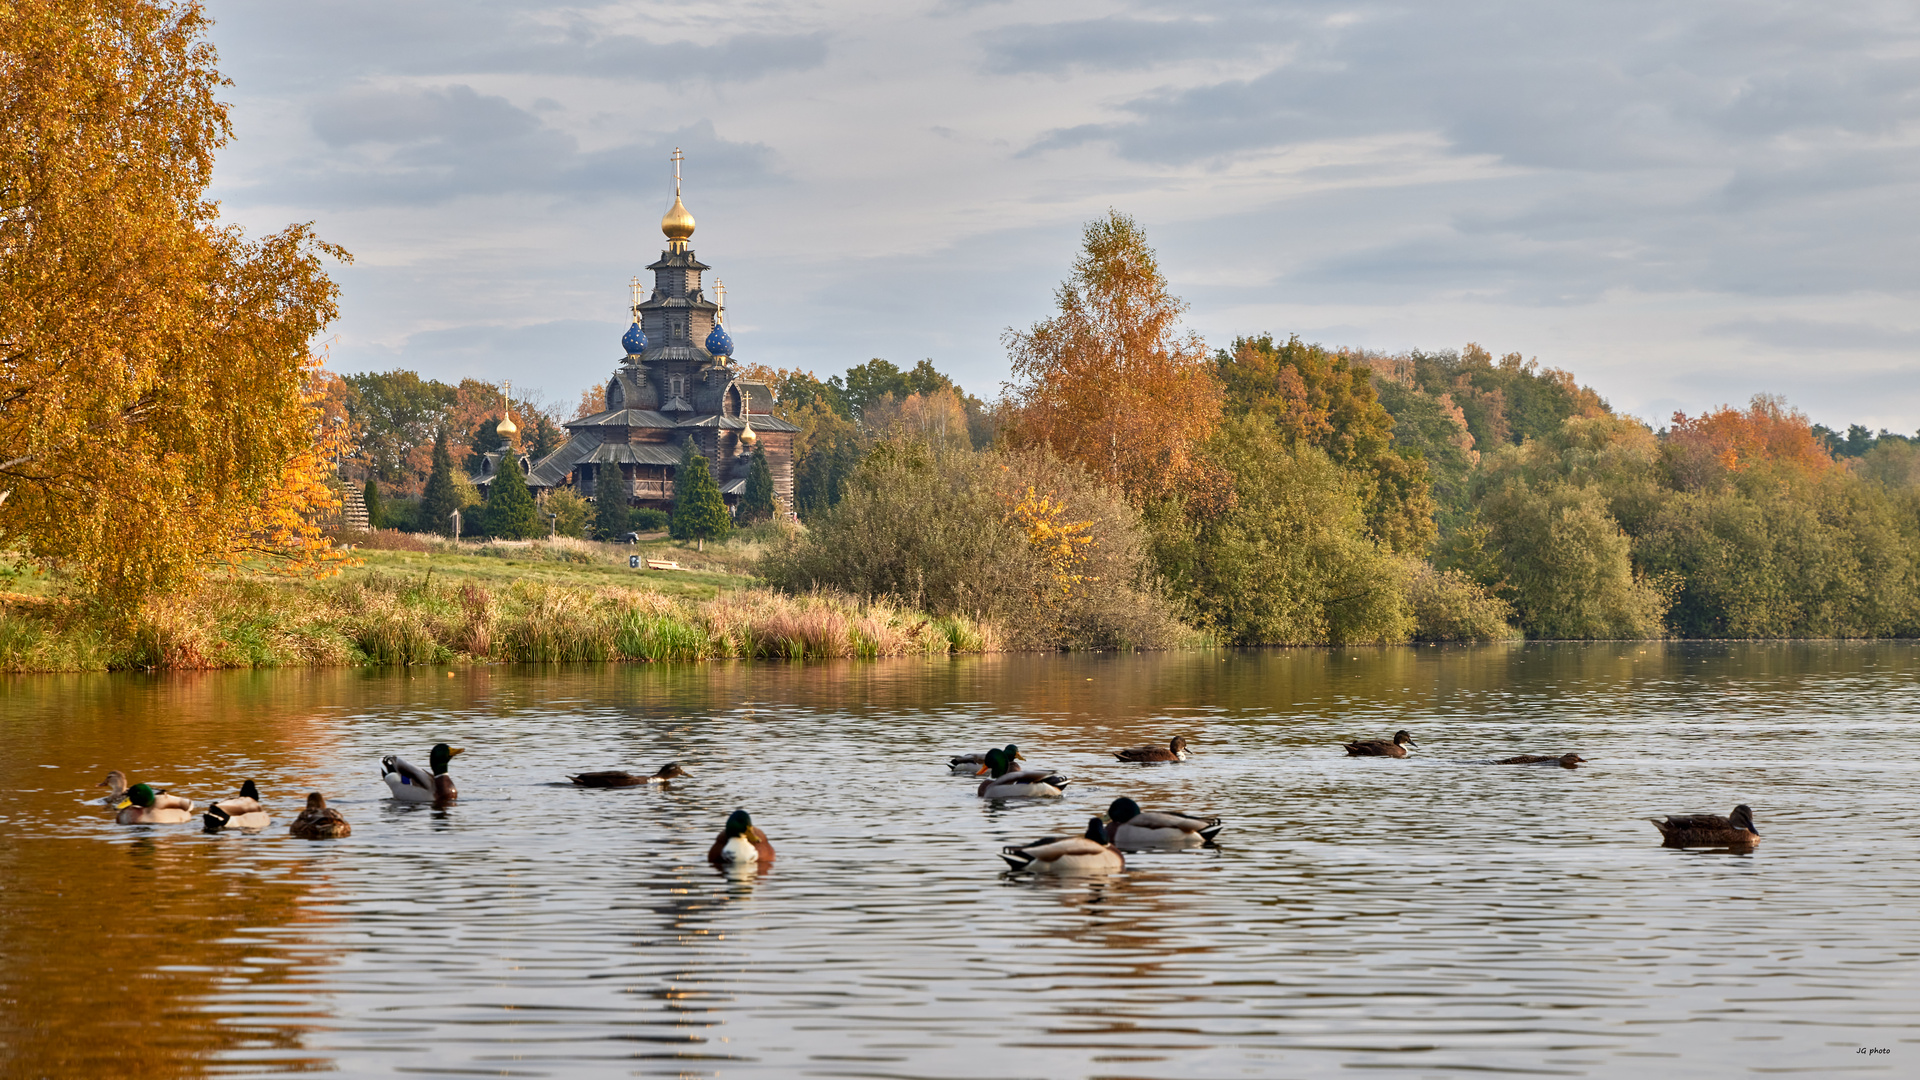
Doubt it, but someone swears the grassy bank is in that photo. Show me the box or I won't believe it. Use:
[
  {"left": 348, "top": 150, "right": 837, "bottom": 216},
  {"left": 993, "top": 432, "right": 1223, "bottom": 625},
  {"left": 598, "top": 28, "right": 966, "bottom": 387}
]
[{"left": 0, "top": 531, "right": 995, "bottom": 673}]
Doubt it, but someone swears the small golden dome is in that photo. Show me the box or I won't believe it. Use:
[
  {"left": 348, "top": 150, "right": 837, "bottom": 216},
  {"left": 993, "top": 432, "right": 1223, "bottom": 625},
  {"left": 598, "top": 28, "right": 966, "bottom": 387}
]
[
  {"left": 739, "top": 417, "right": 758, "bottom": 444},
  {"left": 661, "top": 195, "right": 695, "bottom": 243},
  {"left": 496, "top": 412, "right": 518, "bottom": 437}
]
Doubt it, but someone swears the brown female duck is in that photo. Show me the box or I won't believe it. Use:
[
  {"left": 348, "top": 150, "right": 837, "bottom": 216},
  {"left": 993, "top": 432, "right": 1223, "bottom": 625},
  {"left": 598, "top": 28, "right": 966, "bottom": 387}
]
[
  {"left": 289, "top": 792, "right": 352, "bottom": 839},
  {"left": 1650, "top": 804, "right": 1759, "bottom": 848},
  {"left": 1494, "top": 754, "right": 1586, "bottom": 768},
  {"left": 1344, "top": 730, "right": 1418, "bottom": 757},
  {"left": 1113, "top": 736, "right": 1190, "bottom": 762},
  {"left": 567, "top": 762, "right": 687, "bottom": 787}
]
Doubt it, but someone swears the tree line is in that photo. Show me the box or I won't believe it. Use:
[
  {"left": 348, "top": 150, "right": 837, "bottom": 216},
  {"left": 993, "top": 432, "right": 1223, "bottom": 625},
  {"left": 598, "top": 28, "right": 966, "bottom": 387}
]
[{"left": 764, "top": 211, "right": 1920, "bottom": 646}]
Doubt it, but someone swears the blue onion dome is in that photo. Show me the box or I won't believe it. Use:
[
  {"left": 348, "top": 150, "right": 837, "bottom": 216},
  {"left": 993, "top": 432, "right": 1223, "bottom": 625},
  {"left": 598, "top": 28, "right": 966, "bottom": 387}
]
[
  {"left": 621, "top": 321, "right": 648, "bottom": 355},
  {"left": 704, "top": 322, "right": 734, "bottom": 358}
]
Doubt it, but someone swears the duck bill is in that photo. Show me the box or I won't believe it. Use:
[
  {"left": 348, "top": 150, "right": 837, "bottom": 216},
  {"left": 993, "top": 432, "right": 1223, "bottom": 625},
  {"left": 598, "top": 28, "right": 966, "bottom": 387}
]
[{"left": 448, "top": 747, "right": 465, "bottom": 757}]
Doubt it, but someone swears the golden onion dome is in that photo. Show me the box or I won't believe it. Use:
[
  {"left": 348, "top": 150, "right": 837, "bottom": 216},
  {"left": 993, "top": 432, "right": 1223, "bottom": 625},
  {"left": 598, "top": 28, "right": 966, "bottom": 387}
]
[
  {"left": 739, "top": 416, "right": 758, "bottom": 444},
  {"left": 661, "top": 194, "right": 695, "bottom": 243},
  {"left": 496, "top": 411, "right": 518, "bottom": 437}
]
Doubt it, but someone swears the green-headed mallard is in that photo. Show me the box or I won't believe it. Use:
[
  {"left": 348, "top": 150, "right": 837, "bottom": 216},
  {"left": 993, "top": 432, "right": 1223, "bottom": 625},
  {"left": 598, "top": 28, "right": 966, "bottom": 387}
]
[
  {"left": 708, "top": 809, "right": 775, "bottom": 866},
  {"left": 382, "top": 743, "right": 460, "bottom": 803},
  {"left": 1113, "top": 735, "right": 1190, "bottom": 762},
  {"left": 1344, "top": 730, "right": 1418, "bottom": 757},
  {"left": 950, "top": 744, "right": 1023, "bottom": 774},
  {"left": 567, "top": 762, "right": 687, "bottom": 787},
  {"left": 1001, "top": 817, "right": 1125, "bottom": 875},
  {"left": 115, "top": 783, "right": 195, "bottom": 825},
  {"left": 1494, "top": 753, "right": 1586, "bottom": 768},
  {"left": 975, "top": 747, "right": 1070, "bottom": 798},
  {"left": 1104, "top": 796, "right": 1224, "bottom": 850},
  {"left": 289, "top": 792, "right": 352, "bottom": 840},
  {"left": 1650, "top": 804, "right": 1760, "bottom": 848},
  {"left": 202, "top": 779, "right": 271, "bottom": 832}
]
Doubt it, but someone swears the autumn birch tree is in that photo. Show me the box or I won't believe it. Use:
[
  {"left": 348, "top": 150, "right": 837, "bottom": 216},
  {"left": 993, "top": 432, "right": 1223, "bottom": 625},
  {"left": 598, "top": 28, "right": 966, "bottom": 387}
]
[
  {"left": 1002, "top": 210, "right": 1224, "bottom": 512},
  {"left": 0, "top": 0, "right": 346, "bottom": 610}
]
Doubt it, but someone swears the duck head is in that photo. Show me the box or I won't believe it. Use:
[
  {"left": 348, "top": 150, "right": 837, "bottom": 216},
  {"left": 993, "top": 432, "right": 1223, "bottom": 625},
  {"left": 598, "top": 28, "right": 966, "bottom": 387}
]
[
  {"left": 1083, "top": 817, "right": 1109, "bottom": 843},
  {"left": 99, "top": 770, "right": 128, "bottom": 796},
  {"left": 1169, "top": 736, "right": 1187, "bottom": 754},
  {"left": 124, "top": 782, "right": 157, "bottom": 810},
  {"left": 654, "top": 762, "right": 688, "bottom": 779},
  {"left": 240, "top": 779, "right": 261, "bottom": 800},
  {"left": 1730, "top": 804, "right": 1758, "bottom": 835},
  {"left": 975, "top": 748, "right": 1009, "bottom": 778},
  {"left": 1393, "top": 730, "right": 1419, "bottom": 748},
  {"left": 303, "top": 792, "right": 329, "bottom": 812},
  {"left": 1106, "top": 797, "right": 1143, "bottom": 825},
  {"left": 724, "top": 809, "right": 765, "bottom": 843},
  {"left": 430, "top": 744, "right": 462, "bottom": 775},
  {"left": 1559, "top": 754, "right": 1586, "bottom": 767}
]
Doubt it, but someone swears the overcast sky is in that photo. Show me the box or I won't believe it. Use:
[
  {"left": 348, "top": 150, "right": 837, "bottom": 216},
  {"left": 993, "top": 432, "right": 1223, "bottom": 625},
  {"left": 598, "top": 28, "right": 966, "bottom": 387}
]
[{"left": 205, "top": 0, "right": 1920, "bottom": 431}]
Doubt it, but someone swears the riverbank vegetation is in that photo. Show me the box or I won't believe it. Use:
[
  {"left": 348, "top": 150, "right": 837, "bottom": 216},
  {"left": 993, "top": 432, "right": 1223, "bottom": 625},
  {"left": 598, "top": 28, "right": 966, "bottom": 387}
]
[{"left": 0, "top": 533, "right": 989, "bottom": 672}]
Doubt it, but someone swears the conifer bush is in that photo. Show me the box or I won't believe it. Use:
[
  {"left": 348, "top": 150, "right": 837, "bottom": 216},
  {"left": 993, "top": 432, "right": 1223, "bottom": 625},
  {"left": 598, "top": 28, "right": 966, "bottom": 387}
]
[
  {"left": 483, "top": 453, "right": 539, "bottom": 540},
  {"left": 670, "top": 439, "right": 733, "bottom": 544}
]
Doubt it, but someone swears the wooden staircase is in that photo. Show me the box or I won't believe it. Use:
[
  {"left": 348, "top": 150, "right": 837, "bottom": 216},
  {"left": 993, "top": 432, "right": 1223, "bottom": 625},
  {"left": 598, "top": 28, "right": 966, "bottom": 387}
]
[{"left": 340, "top": 486, "right": 370, "bottom": 531}]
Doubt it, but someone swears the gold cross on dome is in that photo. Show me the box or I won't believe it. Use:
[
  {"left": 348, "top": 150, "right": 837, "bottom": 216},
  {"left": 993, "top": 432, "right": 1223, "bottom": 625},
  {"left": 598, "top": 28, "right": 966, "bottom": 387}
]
[
  {"left": 629, "top": 275, "right": 644, "bottom": 311},
  {"left": 672, "top": 147, "right": 683, "bottom": 195}
]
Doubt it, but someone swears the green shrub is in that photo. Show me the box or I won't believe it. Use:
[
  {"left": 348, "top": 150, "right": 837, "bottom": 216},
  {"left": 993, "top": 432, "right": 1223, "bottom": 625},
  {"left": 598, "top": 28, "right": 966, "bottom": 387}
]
[{"left": 1405, "top": 562, "right": 1518, "bottom": 641}]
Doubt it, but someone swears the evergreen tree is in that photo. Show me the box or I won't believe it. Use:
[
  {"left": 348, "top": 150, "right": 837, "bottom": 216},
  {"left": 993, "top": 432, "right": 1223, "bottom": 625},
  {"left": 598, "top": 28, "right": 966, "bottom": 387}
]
[
  {"left": 420, "top": 428, "right": 461, "bottom": 536},
  {"left": 740, "top": 444, "right": 777, "bottom": 522},
  {"left": 466, "top": 418, "right": 504, "bottom": 473},
  {"left": 362, "top": 479, "right": 384, "bottom": 530},
  {"left": 484, "top": 452, "right": 539, "bottom": 539},
  {"left": 529, "top": 416, "right": 562, "bottom": 460},
  {"left": 593, "top": 463, "right": 630, "bottom": 540},
  {"left": 670, "top": 438, "right": 732, "bottom": 545}
]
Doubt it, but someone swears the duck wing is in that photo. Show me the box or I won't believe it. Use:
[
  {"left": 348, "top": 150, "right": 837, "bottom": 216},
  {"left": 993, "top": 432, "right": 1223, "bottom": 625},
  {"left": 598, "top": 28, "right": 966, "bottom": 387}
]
[
  {"left": 1113, "top": 745, "right": 1172, "bottom": 762},
  {"left": 569, "top": 771, "right": 641, "bottom": 787},
  {"left": 1130, "top": 809, "right": 1221, "bottom": 833},
  {"left": 382, "top": 754, "right": 435, "bottom": 790}
]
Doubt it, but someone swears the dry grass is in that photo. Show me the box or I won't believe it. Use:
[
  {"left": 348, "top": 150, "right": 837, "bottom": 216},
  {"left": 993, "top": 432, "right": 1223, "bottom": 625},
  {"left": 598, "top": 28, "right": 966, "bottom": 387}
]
[{"left": 0, "top": 564, "right": 995, "bottom": 672}]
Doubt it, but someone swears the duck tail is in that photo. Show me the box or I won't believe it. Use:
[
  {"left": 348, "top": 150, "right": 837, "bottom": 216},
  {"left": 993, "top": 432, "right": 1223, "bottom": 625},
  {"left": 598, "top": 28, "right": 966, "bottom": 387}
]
[
  {"left": 1200, "top": 822, "right": 1226, "bottom": 843},
  {"left": 1045, "top": 776, "right": 1071, "bottom": 790},
  {"left": 202, "top": 805, "right": 233, "bottom": 833},
  {"left": 999, "top": 849, "right": 1036, "bottom": 872}
]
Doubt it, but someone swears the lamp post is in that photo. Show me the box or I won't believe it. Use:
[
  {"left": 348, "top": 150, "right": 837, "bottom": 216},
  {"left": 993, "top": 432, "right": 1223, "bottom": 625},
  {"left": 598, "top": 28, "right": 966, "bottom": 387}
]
[{"left": 450, "top": 509, "right": 461, "bottom": 541}]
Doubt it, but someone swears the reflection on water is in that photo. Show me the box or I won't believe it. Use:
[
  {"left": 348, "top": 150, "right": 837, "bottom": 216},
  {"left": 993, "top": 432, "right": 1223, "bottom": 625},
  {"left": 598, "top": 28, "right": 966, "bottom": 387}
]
[{"left": 3, "top": 643, "right": 1918, "bottom": 1077}]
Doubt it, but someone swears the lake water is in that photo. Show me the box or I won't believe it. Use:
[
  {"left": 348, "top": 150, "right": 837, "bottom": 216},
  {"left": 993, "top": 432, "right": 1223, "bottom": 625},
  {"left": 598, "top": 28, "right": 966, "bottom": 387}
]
[{"left": 2, "top": 643, "right": 1916, "bottom": 1078}]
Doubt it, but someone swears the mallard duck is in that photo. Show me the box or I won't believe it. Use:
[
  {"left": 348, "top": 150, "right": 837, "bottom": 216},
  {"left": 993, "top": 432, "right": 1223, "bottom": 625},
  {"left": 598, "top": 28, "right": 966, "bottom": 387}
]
[
  {"left": 1114, "top": 735, "right": 1190, "bottom": 762},
  {"left": 381, "top": 743, "right": 460, "bottom": 803},
  {"left": 289, "top": 792, "right": 352, "bottom": 839},
  {"left": 202, "top": 780, "right": 271, "bottom": 832},
  {"left": 567, "top": 762, "right": 687, "bottom": 787},
  {"left": 1103, "top": 796, "right": 1224, "bottom": 850},
  {"left": 1494, "top": 753, "right": 1586, "bottom": 768},
  {"left": 114, "top": 783, "right": 195, "bottom": 825},
  {"left": 97, "top": 770, "right": 129, "bottom": 805},
  {"left": 1344, "top": 730, "right": 1418, "bottom": 757},
  {"left": 975, "top": 747, "right": 1070, "bottom": 798},
  {"left": 949, "top": 744, "right": 1024, "bottom": 774},
  {"left": 708, "top": 809, "right": 775, "bottom": 866},
  {"left": 1000, "top": 817, "right": 1125, "bottom": 874},
  {"left": 99, "top": 770, "right": 192, "bottom": 811},
  {"left": 1650, "top": 804, "right": 1760, "bottom": 848}
]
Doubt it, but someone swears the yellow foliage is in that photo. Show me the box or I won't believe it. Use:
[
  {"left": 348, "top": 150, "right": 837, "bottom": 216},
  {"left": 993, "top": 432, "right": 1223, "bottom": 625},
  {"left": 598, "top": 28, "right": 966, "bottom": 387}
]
[{"left": 1002, "top": 485, "right": 1095, "bottom": 597}]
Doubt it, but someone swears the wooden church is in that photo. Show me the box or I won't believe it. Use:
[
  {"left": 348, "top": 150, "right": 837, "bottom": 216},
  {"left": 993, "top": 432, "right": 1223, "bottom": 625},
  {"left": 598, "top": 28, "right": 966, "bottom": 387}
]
[{"left": 502, "top": 151, "right": 797, "bottom": 513}]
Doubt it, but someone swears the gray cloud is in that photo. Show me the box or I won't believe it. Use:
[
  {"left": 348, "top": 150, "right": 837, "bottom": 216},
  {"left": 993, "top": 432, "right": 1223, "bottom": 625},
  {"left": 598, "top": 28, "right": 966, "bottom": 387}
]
[
  {"left": 977, "top": 14, "right": 1271, "bottom": 75},
  {"left": 288, "top": 86, "right": 777, "bottom": 206},
  {"left": 1711, "top": 317, "right": 1920, "bottom": 352}
]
